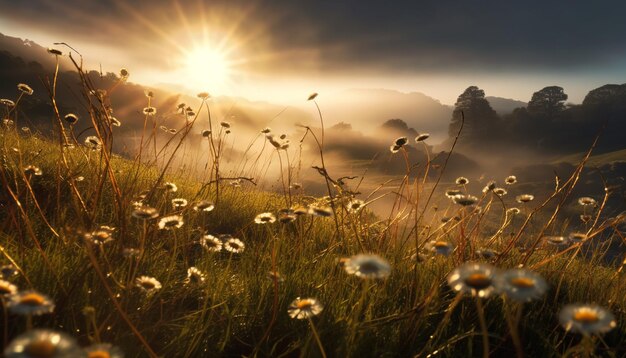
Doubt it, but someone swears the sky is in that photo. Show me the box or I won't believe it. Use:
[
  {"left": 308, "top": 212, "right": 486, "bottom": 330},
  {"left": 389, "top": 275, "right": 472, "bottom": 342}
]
[{"left": 1, "top": 0, "right": 625, "bottom": 104}]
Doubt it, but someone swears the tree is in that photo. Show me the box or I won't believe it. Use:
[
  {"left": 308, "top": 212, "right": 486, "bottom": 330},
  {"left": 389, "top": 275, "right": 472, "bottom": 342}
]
[
  {"left": 527, "top": 86, "right": 568, "bottom": 116},
  {"left": 448, "top": 86, "right": 500, "bottom": 142}
]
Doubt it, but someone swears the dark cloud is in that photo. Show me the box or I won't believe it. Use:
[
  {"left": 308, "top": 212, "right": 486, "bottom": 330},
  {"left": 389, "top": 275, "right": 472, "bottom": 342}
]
[{"left": 1, "top": 0, "right": 626, "bottom": 75}]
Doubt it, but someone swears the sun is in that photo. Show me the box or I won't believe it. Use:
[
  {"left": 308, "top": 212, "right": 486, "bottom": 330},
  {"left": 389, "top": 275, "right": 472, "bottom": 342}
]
[{"left": 184, "top": 47, "right": 232, "bottom": 91}]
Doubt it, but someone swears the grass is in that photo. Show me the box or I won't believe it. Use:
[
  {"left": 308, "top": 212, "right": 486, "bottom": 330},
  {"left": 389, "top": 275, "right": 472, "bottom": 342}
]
[{"left": 0, "top": 57, "right": 625, "bottom": 357}]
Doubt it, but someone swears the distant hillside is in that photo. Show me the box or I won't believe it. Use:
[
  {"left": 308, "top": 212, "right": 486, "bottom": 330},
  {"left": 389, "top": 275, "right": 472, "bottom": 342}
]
[{"left": 486, "top": 96, "right": 526, "bottom": 115}]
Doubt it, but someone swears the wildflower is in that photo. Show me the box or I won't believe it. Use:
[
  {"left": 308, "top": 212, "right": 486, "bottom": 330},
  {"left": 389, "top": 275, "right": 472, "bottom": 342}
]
[
  {"left": 185, "top": 267, "right": 206, "bottom": 285},
  {"left": 455, "top": 177, "right": 469, "bottom": 185},
  {"left": 119, "top": 68, "right": 129, "bottom": 79},
  {"left": 163, "top": 182, "right": 178, "bottom": 192},
  {"left": 415, "top": 133, "right": 430, "bottom": 142},
  {"left": 482, "top": 181, "right": 497, "bottom": 193},
  {"left": 559, "top": 304, "right": 616, "bottom": 335},
  {"left": 132, "top": 206, "right": 159, "bottom": 220},
  {"left": 122, "top": 248, "right": 141, "bottom": 258},
  {"left": 425, "top": 241, "right": 454, "bottom": 256},
  {"left": 84, "top": 343, "right": 124, "bottom": 358},
  {"left": 310, "top": 206, "right": 333, "bottom": 217},
  {"left": 453, "top": 194, "right": 478, "bottom": 206},
  {"left": 3, "top": 118, "right": 14, "bottom": 127},
  {"left": 199, "top": 234, "right": 222, "bottom": 252},
  {"left": 475, "top": 249, "right": 498, "bottom": 260},
  {"left": 254, "top": 212, "right": 276, "bottom": 224},
  {"left": 193, "top": 200, "right": 215, "bottom": 212},
  {"left": 267, "top": 271, "right": 284, "bottom": 282},
  {"left": 1, "top": 99, "right": 15, "bottom": 107},
  {"left": 21, "top": 126, "right": 30, "bottom": 133},
  {"left": 278, "top": 211, "right": 297, "bottom": 223},
  {"left": 288, "top": 297, "right": 323, "bottom": 319},
  {"left": 261, "top": 127, "right": 271, "bottom": 134},
  {"left": 143, "top": 107, "right": 157, "bottom": 116},
  {"left": 197, "top": 92, "right": 210, "bottom": 99},
  {"left": 447, "top": 262, "right": 498, "bottom": 298},
  {"left": 224, "top": 238, "right": 245, "bottom": 254},
  {"left": 543, "top": 235, "right": 568, "bottom": 247},
  {"left": 445, "top": 189, "right": 462, "bottom": 198},
  {"left": 159, "top": 125, "right": 169, "bottom": 132},
  {"left": 1, "top": 264, "right": 18, "bottom": 280},
  {"left": 578, "top": 197, "right": 597, "bottom": 206},
  {"left": 0, "top": 280, "right": 17, "bottom": 297},
  {"left": 144, "top": 90, "right": 154, "bottom": 98},
  {"left": 172, "top": 198, "right": 188, "bottom": 209},
  {"left": 493, "top": 188, "right": 507, "bottom": 197},
  {"left": 516, "top": 194, "right": 534, "bottom": 203},
  {"left": 24, "top": 165, "right": 42, "bottom": 176},
  {"left": 568, "top": 232, "right": 588, "bottom": 243},
  {"left": 201, "top": 130, "right": 211, "bottom": 137},
  {"left": 307, "top": 93, "right": 318, "bottom": 101},
  {"left": 135, "top": 276, "right": 162, "bottom": 293},
  {"left": 220, "top": 121, "right": 231, "bottom": 128},
  {"left": 580, "top": 214, "right": 592, "bottom": 223},
  {"left": 158, "top": 215, "right": 184, "bottom": 230},
  {"left": 4, "top": 329, "right": 81, "bottom": 358},
  {"left": 85, "top": 228, "right": 114, "bottom": 245},
  {"left": 110, "top": 117, "right": 121, "bottom": 127},
  {"left": 346, "top": 199, "right": 365, "bottom": 213},
  {"left": 344, "top": 254, "right": 391, "bottom": 279},
  {"left": 168, "top": 128, "right": 177, "bottom": 134},
  {"left": 495, "top": 269, "right": 547, "bottom": 302},
  {"left": 292, "top": 206, "right": 310, "bottom": 216},
  {"left": 84, "top": 136, "right": 102, "bottom": 150},
  {"left": 47, "top": 48, "right": 63, "bottom": 56},
  {"left": 17, "top": 83, "right": 34, "bottom": 95},
  {"left": 505, "top": 175, "right": 517, "bottom": 185},
  {"left": 8, "top": 291, "right": 55, "bottom": 315},
  {"left": 507, "top": 207, "right": 521, "bottom": 215}
]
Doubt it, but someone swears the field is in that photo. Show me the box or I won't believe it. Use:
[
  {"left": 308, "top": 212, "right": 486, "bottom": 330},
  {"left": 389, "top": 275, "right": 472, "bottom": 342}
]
[{"left": 0, "top": 65, "right": 625, "bottom": 358}]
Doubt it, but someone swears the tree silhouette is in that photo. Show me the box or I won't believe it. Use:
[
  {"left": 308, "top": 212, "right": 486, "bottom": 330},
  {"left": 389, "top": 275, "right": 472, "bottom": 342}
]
[
  {"left": 448, "top": 86, "right": 500, "bottom": 143},
  {"left": 527, "top": 86, "right": 568, "bottom": 117}
]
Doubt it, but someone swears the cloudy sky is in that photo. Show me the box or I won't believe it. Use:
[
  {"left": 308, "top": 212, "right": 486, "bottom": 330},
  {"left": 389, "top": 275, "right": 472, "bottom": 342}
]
[{"left": 1, "top": 0, "right": 625, "bottom": 103}]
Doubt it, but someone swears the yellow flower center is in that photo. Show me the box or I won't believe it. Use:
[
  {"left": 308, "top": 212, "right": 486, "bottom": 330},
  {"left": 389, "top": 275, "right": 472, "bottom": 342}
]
[
  {"left": 19, "top": 293, "right": 45, "bottom": 306},
  {"left": 574, "top": 310, "right": 599, "bottom": 324},
  {"left": 510, "top": 277, "right": 535, "bottom": 289},
  {"left": 465, "top": 273, "right": 492, "bottom": 290},
  {"left": 88, "top": 350, "right": 111, "bottom": 358},
  {"left": 0, "top": 283, "right": 13, "bottom": 295},
  {"left": 296, "top": 300, "right": 313, "bottom": 310},
  {"left": 25, "top": 339, "right": 56, "bottom": 357}
]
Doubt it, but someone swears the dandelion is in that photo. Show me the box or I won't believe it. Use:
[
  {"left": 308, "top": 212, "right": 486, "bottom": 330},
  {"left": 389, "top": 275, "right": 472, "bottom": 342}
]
[
  {"left": 261, "top": 127, "right": 271, "bottom": 134},
  {"left": 197, "top": 92, "right": 210, "bottom": 99},
  {"left": 559, "top": 304, "right": 616, "bottom": 335},
  {"left": 310, "top": 206, "right": 333, "bottom": 217},
  {"left": 220, "top": 121, "right": 231, "bottom": 128},
  {"left": 224, "top": 238, "right": 245, "bottom": 254},
  {"left": 495, "top": 269, "right": 547, "bottom": 302},
  {"left": 580, "top": 214, "right": 592, "bottom": 223},
  {"left": 143, "top": 107, "right": 157, "bottom": 116},
  {"left": 110, "top": 117, "right": 121, "bottom": 127},
  {"left": 288, "top": 297, "right": 323, "bottom": 319},
  {"left": 4, "top": 329, "right": 81, "bottom": 358},
  {"left": 1, "top": 99, "right": 15, "bottom": 107},
  {"left": 193, "top": 200, "right": 215, "bottom": 212},
  {"left": 169, "top": 128, "right": 177, "bottom": 134},
  {"left": 135, "top": 276, "right": 162, "bottom": 294},
  {"left": 346, "top": 199, "right": 365, "bottom": 213},
  {"left": 278, "top": 211, "right": 297, "bottom": 223},
  {"left": 1, "top": 264, "right": 18, "bottom": 280},
  {"left": 506, "top": 207, "right": 521, "bottom": 215},
  {"left": 84, "top": 136, "right": 102, "bottom": 150},
  {"left": 119, "top": 68, "right": 129, "bottom": 79},
  {"left": 447, "top": 262, "right": 497, "bottom": 298},
  {"left": 185, "top": 267, "right": 206, "bottom": 285},
  {"left": 0, "top": 279, "right": 17, "bottom": 297},
  {"left": 254, "top": 212, "right": 276, "bottom": 224},
  {"left": 482, "top": 181, "right": 497, "bottom": 193},
  {"left": 84, "top": 343, "right": 124, "bottom": 358},
  {"left": 17, "top": 83, "right": 34, "bottom": 95},
  {"left": 24, "top": 165, "right": 42, "bottom": 176},
  {"left": 568, "top": 232, "right": 588, "bottom": 243},
  {"left": 8, "top": 291, "right": 55, "bottom": 315},
  {"left": 199, "top": 234, "right": 222, "bottom": 252},
  {"left": 132, "top": 206, "right": 159, "bottom": 220},
  {"left": 307, "top": 93, "right": 318, "bottom": 101},
  {"left": 159, "top": 125, "right": 169, "bottom": 132},
  {"left": 85, "top": 228, "right": 114, "bottom": 246},
  {"left": 455, "top": 177, "right": 469, "bottom": 185},
  {"left": 543, "top": 235, "right": 568, "bottom": 247},
  {"left": 453, "top": 194, "right": 478, "bottom": 206},
  {"left": 201, "top": 130, "right": 211, "bottom": 137},
  {"left": 415, "top": 133, "right": 430, "bottom": 142},
  {"left": 163, "top": 182, "right": 178, "bottom": 192},
  {"left": 493, "top": 188, "right": 507, "bottom": 197},
  {"left": 172, "top": 198, "right": 188, "bottom": 209},
  {"left": 344, "top": 254, "right": 391, "bottom": 279},
  {"left": 292, "top": 206, "right": 310, "bottom": 216},
  {"left": 516, "top": 194, "right": 534, "bottom": 203},
  {"left": 21, "top": 126, "right": 31, "bottom": 133},
  {"left": 578, "top": 197, "right": 597, "bottom": 206},
  {"left": 144, "top": 90, "right": 154, "bottom": 98},
  {"left": 505, "top": 175, "right": 517, "bottom": 185},
  {"left": 445, "top": 189, "right": 462, "bottom": 198},
  {"left": 425, "top": 241, "right": 454, "bottom": 256},
  {"left": 3, "top": 118, "right": 14, "bottom": 127},
  {"left": 158, "top": 215, "right": 184, "bottom": 230}
]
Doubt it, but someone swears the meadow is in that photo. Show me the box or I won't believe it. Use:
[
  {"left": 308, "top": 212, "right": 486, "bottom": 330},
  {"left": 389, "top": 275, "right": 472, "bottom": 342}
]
[{"left": 0, "top": 52, "right": 625, "bottom": 358}]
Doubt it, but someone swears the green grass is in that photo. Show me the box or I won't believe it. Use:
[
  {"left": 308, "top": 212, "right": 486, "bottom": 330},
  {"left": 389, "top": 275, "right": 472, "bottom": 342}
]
[{"left": 1, "top": 77, "right": 625, "bottom": 358}]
